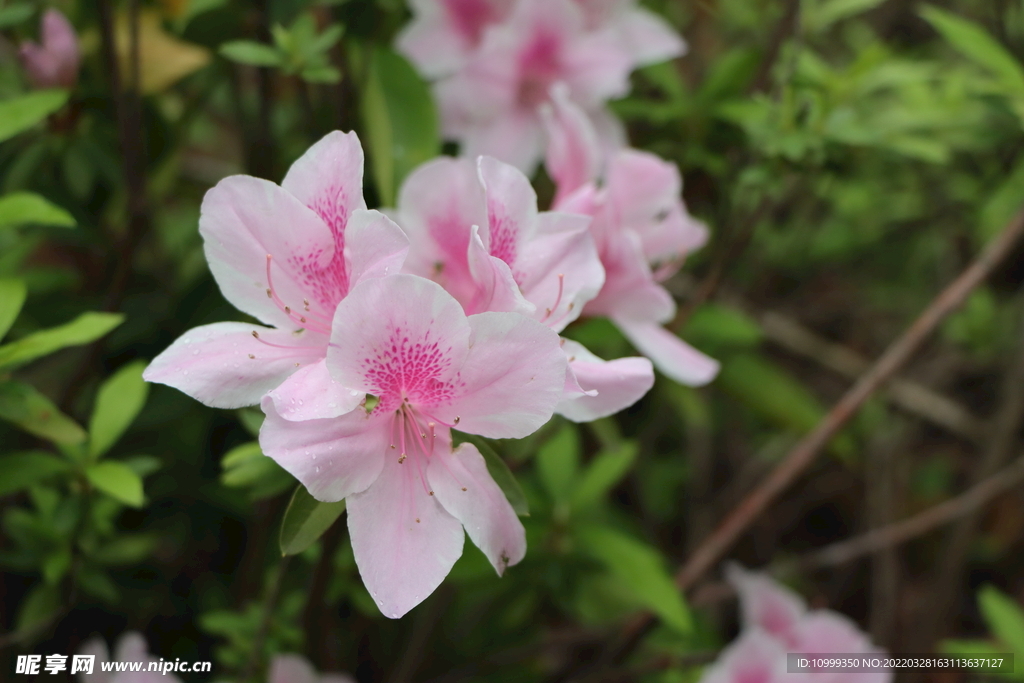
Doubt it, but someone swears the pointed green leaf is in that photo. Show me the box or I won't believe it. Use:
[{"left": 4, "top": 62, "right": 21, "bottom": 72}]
[
  {"left": 220, "top": 441, "right": 293, "bottom": 499},
  {"left": 536, "top": 424, "right": 580, "bottom": 503},
  {"left": 0, "top": 312, "right": 124, "bottom": 370},
  {"left": 457, "top": 432, "right": 529, "bottom": 516},
  {"left": 575, "top": 525, "right": 692, "bottom": 634},
  {"left": 921, "top": 7, "right": 1024, "bottom": 92},
  {"left": 570, "top": 441, "right": 638, "bottom": 511},
  {"left": 89, "top": 361, "right": 150, "bottom": 458},
  {"left": 0, "top": 279, "right": 27, "bottom": 341},
  {"left": 0, "top": 3, "right": 34, "bottom": 30},
  {"left": 0, "top": 451, "right": 72, "bottom": 496},
  {"left": 219, "top": 40, "right": 283, "bottom": 67},
  {"left": 979, "top": 585, "right": 1024, "bottom": 656},
  {"left": 0, "top": 90, "right": 69, "bottom": 143},
  {"left": 15, "top": 582, "right": 61, "bottom": 639},
  {"left": 805, "top": 0, "right": 886, "bottom": 32},
  {"left": 360, "top": 46, "right": 439, "bottom": 205},
  {"left": 0, "top": 381, "right": 87, "bottom": 444},
  {"left": 0, "top": 192, "right": 76, "bottom": 231},
  {"left": 279, "top": 485, "right": 346, "bottom": 556},
  {"left": 85, "top": 461, "right": 144, "bottom": 507}
]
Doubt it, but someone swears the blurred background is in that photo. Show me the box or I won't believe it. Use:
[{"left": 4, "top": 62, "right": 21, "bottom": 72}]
[{"left": 2, "top": 0, "right": 1024, "bottom": 680}]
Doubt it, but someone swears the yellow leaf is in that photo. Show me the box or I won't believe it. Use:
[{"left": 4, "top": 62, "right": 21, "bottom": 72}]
[{"left": 116, "top": 10, "right": 210, "bottom": 94}]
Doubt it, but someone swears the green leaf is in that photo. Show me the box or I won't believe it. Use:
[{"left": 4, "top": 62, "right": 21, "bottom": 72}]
[
  {"left": 0, "top": 192, "right": 76, "bottom": 230},
  {"left": 0, "top": 90, "right": 69, "bottom": 143},
  {"left": 717, "top": 353, "right": 854, "bottom": 456},
  {"left": 90, "top": 534, "right": 158, "bottom": 565},
  {"left": 0, "top": 278, "right": 27, "bottom": 341},
  {"left": 301, "top": 66, "right": 342, "bottom": 83},
  {"left": 360, "top": 46, "right": 439, "bottom": 205},
  {"left": 683, "top": 304, "right": 763, "bottom": 351},
  {"left": 0, "top": 3, "right": 34, "bottom": 29},
  {"left": 306, "top": 23, "right": 343, "bottom": 56},
  {"left": 85, "top": 461, "right": 144, "bottom": 507},
  {"left": 237, "top": 407, "right": 264, "bottom": 437},
  {"left": 15, "top": 582, "right": 61, "bottom": 639},
  {"left": 536, "top": 424, "right": 580, "bottom": 503},
  {"left": 804, "top": 0, "right": 886, "bottom": 32},
  {"left": 575, "top": 525, "right": 692, "bottom": 634},
  {"left": 0, "top": 381, "right": 87, "bottom": 444},
  {"left": 219, "top": 40, "right": 283, "bottom": 67},
  {"left": 89, "top": 361, "right": 150, "bottom": 458},
  {"left": 979, "top": 585, "right": 1024, "bottom": 655},
  {"left": 279, "top": 485, "right": 346, "bottom": 556},
  {"left": 921, "top": 6, "right": 1024, "bottom": 93},
  {"left": 570, "top": 441, "right": 638, "bottom": 512},
  {"left": 220, "top": 441, "right": 293, "bottom": 499},
  {"left": 457, "top": 432, "right": 529, "bottom": 516},
  {"left": 0, "top": 312, "right": 124, "bottom": 371},
  {"left": 41, "top": 548, "right": 71, "bottom": 584},
  {"left": 0, "top": 452, "right": 72, "bottom": 496}
]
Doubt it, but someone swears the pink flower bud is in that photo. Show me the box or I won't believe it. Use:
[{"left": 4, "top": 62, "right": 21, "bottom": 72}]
[{"left": 18, "top": 9, "right": 81, "bottom": 89}]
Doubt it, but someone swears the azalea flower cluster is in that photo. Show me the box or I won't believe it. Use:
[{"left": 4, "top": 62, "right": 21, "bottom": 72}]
[
  {"left": 699, "top": 566, "right": 891, "bottom": 683},
  {"left": 144, "top": 0, "right": 715, "bottom": 620},
  {"left": 397, "top": 0, "right": 686, "bottom": 172}
]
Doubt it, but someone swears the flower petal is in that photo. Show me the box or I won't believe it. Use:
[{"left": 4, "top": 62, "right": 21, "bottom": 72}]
[
  {"left": 344, "top": 209, "right": 410, "bottom": 288},
  {"left": 200, "top": 175, "right": 338, "bottom": 327},
  {"left": 437, "top": 311, "right": 566, "bottom": 438},
  {"left": 465, "top": 225, "right": 536, "bottom": 316},
  {"left": 266, "top": 358, "right": 364, "bottom": 421},
  {"left": 143, "top": 322, "right": 324, "bottom": 409},
  {"left": 461, "top": 108, "right": 545, "bottom": 174},
  {"left": 394, "top": 156, "right": 485, "bottom": 282},
  {"left": 541, "top": 83, "right": 602, "bottom": 203},
  {"left": 281, "top": 130, "right": 368, "bottom": 237},
  {"left": 555, "top": 339, "right": 653, "bottom": 422},
  {"left": 613, "top": 317, "right": 720, "bottom": 386},
  {"left": 347, "top": 447, "right": 465, "bottom": 618},
  {"left": 516, "top": 212, "right": 604, "bottom": 332},
  {"left": 427, "top": 441, "right": 526, "bottom": 575},
  {"left": 584, "top": 231, "right": 677, "bottom": 323},
  {"left": 268, "top": 655, "right": 319, "bottom": 683},
  {"left": 396, "top": 0, "right": 479, "bottom": 78},
  {"left": 259, "top": 396, "right": 388, "bottom": 502},
  {"left": 477, "top": 155, "right": 539, "bottom": 256},
  {"left": 699, "top": 629, "right": 789, "bottom": 683},
  {"left": 561, "top": 27, "right": 633, "bottom": 105},
  {"left": 725, "top": 563, "right": 806, "bottom": 642},
  {"left": 616, "top": 6, "right": 686, "bottom": 67},
  {"left": 327, "top": 275, "right": 471, "bottom": 404}
]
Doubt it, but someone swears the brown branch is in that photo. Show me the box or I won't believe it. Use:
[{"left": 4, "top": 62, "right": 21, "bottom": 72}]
[
  {"left": 560, "top": 207, "right": 1024, "bottom": 682},
  {"left": 794, "top": 449, "right": 1024, "bottom": 571}
]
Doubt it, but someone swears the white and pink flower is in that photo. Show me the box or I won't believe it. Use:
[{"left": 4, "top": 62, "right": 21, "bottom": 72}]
[
  {"left": 77, "top": 632, "right": 181, "bottom": 683},
  {"left": 144, "top": 132, "right": 408, "bottom": 422},
  {"left": 392, "top": 154, "right": 655, "bottom": 421},
  {"left": 259, "top": 274, "right": 568, "bottom": 618},
  {"left": 543, "top": 86, "right": 718, "bottom": 386},
  {"left": 19, "top": 9, "right": 80, "bottom": 90},
  {"left": 701, "top": 565, "right": 892, "bottom": 683}
]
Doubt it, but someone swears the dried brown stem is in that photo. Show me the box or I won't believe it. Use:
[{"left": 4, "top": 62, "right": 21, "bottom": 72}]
[{"left": 795, "top": 449, "right": 1024, "bottom": 571}]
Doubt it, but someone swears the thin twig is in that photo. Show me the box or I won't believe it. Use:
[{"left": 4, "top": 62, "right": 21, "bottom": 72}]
[
  {"left": 561, "top": 207, "right": 1024, "bottom": 681},
  {"left": 759, "top": 311, "right": 985, "bottom": 443},
  {"left": 794, "top": 450, "right": 1024, "bottom": 570}
]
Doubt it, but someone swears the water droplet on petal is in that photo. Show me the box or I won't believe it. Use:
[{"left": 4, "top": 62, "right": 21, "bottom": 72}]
[{"left": 193, "top": 349, "right": 199, "bottom": 355}]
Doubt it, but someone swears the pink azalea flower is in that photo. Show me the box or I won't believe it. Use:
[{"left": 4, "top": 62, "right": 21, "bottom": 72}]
[
  {"left": 571, "top": 0, "right": 686, "bottom": 66},
  {"left": 19, "top": 9, "right": 81, "bottom": 90},
  {"left": 396, "top": 0, "right": 514, "bottom": 78},
  {"left": 268, "top": 654, "right": 355, "bottom": 683},
  {"left": 259, "top": 273, "right": 567, "bottom": 618},
  {"left": 144, "top": 131, "right": 409, "bottom": 422},
  {"left": 698, "top": 629, "right": 789, "bottom": 683},
  {"left": 723, "top": 564, "right": 892, "bottom": 683},
  {"left": 392, "top": 154, "right": 654, "bottom": 421},
  {"left": 78, "top": 632, "right": 181, "bottom": 683},
  {"left": 433, "top": 0, "right": 635, "bottom": 172},
  {"left": 542, "top": 87, "right": 719, "bottom": 386}
]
